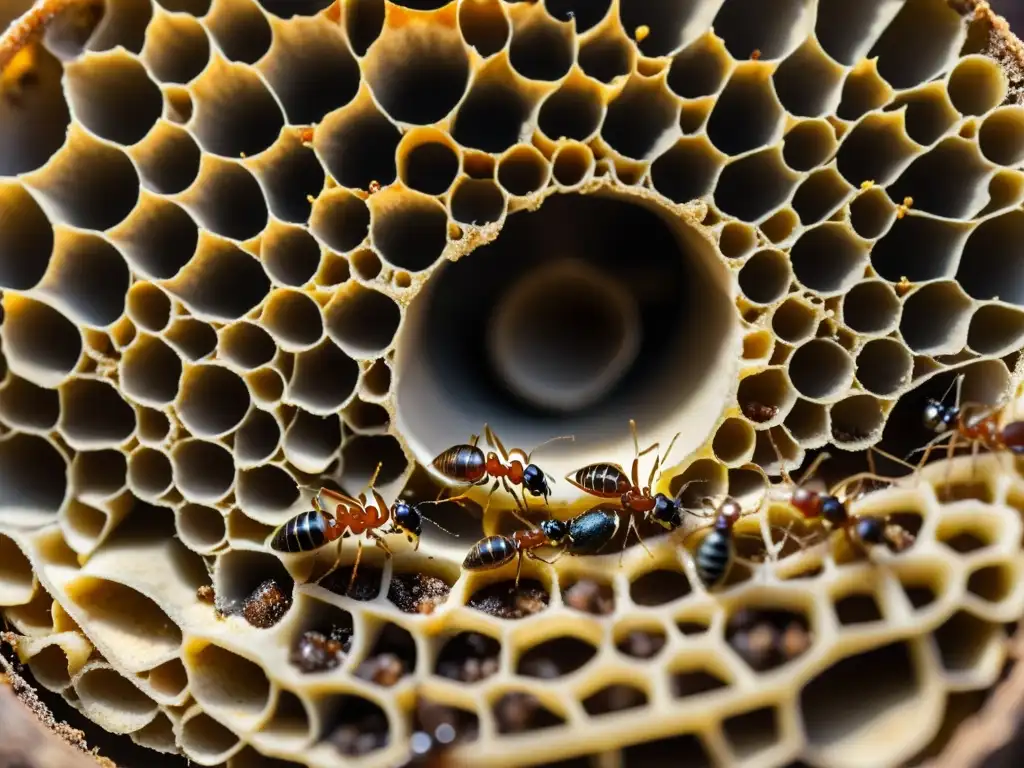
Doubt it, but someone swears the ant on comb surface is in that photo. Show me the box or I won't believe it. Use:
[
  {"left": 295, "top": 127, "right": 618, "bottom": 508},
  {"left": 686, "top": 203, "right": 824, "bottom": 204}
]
[
  {"left": 565, "top": 419, "right": 691, "bottom": 558},
  {"left": 269, "top": 463, "right": 457, "bottom": 594},
  {"left": 909, "top": 373, "right": 1024, "bottom": 480},
  {"left": 767, "top": 434, "right": 917, "bottom": 559},
  {"left": 462, "top": 506, "right": 622, "bottom": 588},
  {"left": 431, "top": 425, "right": 573, "bottom": 523}
]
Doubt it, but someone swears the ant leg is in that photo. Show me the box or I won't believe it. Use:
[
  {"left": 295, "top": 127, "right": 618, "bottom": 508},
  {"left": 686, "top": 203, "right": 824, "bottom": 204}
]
[
  {"left": 905, "top": 431, "right": 954, "bottom": 473},
  {"left": 316, "top": 542, "right": 343, "bottom": 585},
  {"left": 514, "top": 551, "right": 524, "bottom": 590},
  {"left": 481, "top": 480, "right": 500, "bottom": 516},
  {"left": 530, "top": 549, "right": 567, "bottom": 566},
  {"left": 942, "top": 432, "right": 961, "bottom": 500},
  {"left": 346, "top": 541, "right": 364, "bottom": 596},
  {"left": 366, "top": 462, "right": 383, "bottom": 491},
  {"left": 470, "top": 433, "right": 480, "bottom": 448},
  {"left": 620, "top": 514, "right": 654, "bottom": 565},
  {"left": 794, "top": 451, "right": 832, "bottom": 488},
  {"left": 485, "top": 424, "right": 511, "bottom": 463},
  {"left": 501, "top": 476, "right": 533, "bottom": 526}
]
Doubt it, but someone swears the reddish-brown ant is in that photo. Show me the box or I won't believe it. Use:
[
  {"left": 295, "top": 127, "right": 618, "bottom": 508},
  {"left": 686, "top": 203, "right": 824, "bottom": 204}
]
[
  {"left": 269, "top": 463, "right": 457, "bottom": 593},
  {"left": 431, "top": 426, "right": 572, "bottom": 523},
  {"left": 565, "top": 419, "right": 686, "bottom": 556},
  {"left": 908, "top": 374, "right": 1024, "bottom": 475},
  {"left": 768, "top": 435, "right": 916, "bottom": 557}
]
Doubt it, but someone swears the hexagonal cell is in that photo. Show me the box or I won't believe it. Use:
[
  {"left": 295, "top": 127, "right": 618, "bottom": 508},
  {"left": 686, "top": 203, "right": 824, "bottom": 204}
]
[
  {"left": 856, "top": 339, "right": 912, "bottom": 397},
  {"left": 727, "top": 605, "right": 812, "bottom": 672},
  {"left": 58, "top": 377, "right": 135, "bottom": 450},
  {"left": 790, "top": 224, "right": 868, "bottom": 296},
  {"left": 190, "top": 57, "right": 283, "bottom": 159},
  {"left": 310, "top": 189, "right": 370, "bottom": 254},
  {"left": 451, "top": 178, "right": 506, "bottom": 225},
  {"left": 66, "top": 52, "right": 162, "bottom": 146},
  {"left": 317, "top": 95, "right": 401, "bottom": 191},
  {"left": 714, "top": 148, "right": 800, "bottom": 222},
  {"left": 671, "top": 662, "right": 731, "bottom": 700},
  {"left": 630, "top": 568, "right": 692, "bottom": 607},
  {"left": 899, "top": 281, "right": 973, "bottom": 356},
  {"left": 722, "top": 706, "right": 783, "bottom": 761},
  {"left": 459, "top": 0, "right": 509, "bottom": 57},
  {"left": 517, "top": 635, "right": 597, "bottom": 679},
  {"left": 288, "top": 339, "right": 359, "bottom": 414},
  {"left": 259, "top": 15, "right": 360, "bottom": 124},
  {"left": 436, "top": 631, "right": 502, "bottom": 683},
  {"left": 788, "top": 340, "right": 854, "bottom": 401},
  {"left": 371, "top": 191, "right": 448, "bottom": 272},
  {"left": 508, "top": 5, "right": 573, "bottom": 82},
  {"left": 833, "top": 590, "right": 884, "bottom": 626},
  {"left": 667, "top": 33, "right": 730, "bottom": 98},
  {"left": 493, "top": 691, "right": 565, "bottom": 734},
  {"left": 467, "top": 579, "right": 550, "bottom": 620},
  {"left": 842, "top": 280, "right": 901, "bottom": 335},
  {"left": 957, "top": 210, "right": 1024, "bottom": 306},
  {"left": 356, "top": 623, "right": 417, "bottom": 687},
  {"left": 323, "top": 695, "right": 391, "bottom": 757},
  {"left": 387, "top": 568, "right": 452, "bottom": 614},
  {"left": 0, "top": 46, "right": 71, "bottom": 177},
  {"left": 792, "top": 169, "right": 853, "bottom": 226},
  {"left": 602, "top": 74, "right": 680, "bottom": 161},
  {"left": 869, "top": 0, "right": 965, "bottom": 90},
  {"left": 933, "top": 611, "right": 1003, "bottom": 673},
  {"left": 204, "top": 0, "right": 272, "bottom": 64},
  {"left": 650, "top": 136, "right": 723, "bottom": 203},
  {"left": 583, "top": 683, "right": 648, "bottom": 717},
  {"left": 452, "top": 59, "right": 535, "bottom": 153},
  {"left": 739, "top": 249, "right": 791, "bottom": 306},
  {"left": 539, "top": 75, "right": 605, "bottom": 143},
  {"left": 615, "top": 624, "right": 667, "bottom": 660},
  {"left": 708, "top": 68, "right": 784, "bottom": 157}
]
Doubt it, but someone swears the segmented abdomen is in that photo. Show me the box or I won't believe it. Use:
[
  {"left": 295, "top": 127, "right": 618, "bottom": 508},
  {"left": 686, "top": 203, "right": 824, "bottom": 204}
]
[
  {"left": 695, "top": 529, "right": 733, "bottom": 588},
  {"left": 270, "top": 510, "right": 328, "bottom": 553},
  {"left": 432, "top": 444, "right": 486, "bottom": 483},
  {"left": 462, "top": 535, "right": 516, "bottom": 571},
  {"left": 572, "top": 463, "right": 630, "bottom": 497}
]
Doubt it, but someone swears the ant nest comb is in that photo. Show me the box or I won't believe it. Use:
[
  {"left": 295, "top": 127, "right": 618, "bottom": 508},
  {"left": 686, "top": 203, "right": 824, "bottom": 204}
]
[{"left": 4, "top": 0, "right": 1024, "bottom": 766}]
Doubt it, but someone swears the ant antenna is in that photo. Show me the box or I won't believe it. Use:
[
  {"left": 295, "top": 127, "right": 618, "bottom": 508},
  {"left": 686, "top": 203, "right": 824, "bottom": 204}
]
[
  {"left": 421, "top": 516, "right": 460, "bottom": 537},
  {"left": 526, "top": 434, "right": 575, "bottom": 463},
  {"left": 366, "top": 461, "right": 384, "bottom": 491},
  {"left": 937, "top": 374, "right": 964, "bottom": 406}
]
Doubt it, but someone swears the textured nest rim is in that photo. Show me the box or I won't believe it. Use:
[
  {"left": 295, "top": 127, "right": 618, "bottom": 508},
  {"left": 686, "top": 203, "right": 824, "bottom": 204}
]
[{"left": 2, "top": 0, "right": 1024, "bottom": 766}]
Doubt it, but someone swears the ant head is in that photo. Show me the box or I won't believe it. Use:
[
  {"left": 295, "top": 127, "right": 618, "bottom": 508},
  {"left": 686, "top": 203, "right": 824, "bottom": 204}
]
[
  {"left": 522, "top": 463, "right": 549, "bottom": 497},
  {"left": 820, "top": 495, "right": 847, "bottom": 526},
  {"left": 718, "top": 498, "right": 742, "bottom": 528},
  {"left": 923, "top": 399, "right": 954, "bottom": 434},
  {"left": 651, "top": 493, "right": 681, "bottom": 529},
  {"left": 790, "top": 487, "right": 819, "bottom": 518},
  {"left": 392, "top": 501, "right": 422, "bottom": 540},
  {"left": 855, "top": 516, "right": 886, "bottom": 546},
  {"left": 539, "top": 518, "right": 568, "bottom": 545}
]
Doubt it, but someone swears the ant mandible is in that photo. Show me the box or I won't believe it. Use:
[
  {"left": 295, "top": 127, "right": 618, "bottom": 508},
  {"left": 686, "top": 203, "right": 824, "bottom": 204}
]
[
  {"left": 565, "top": 419, "right": 685, "bottom": 557},
  {"left": 269, "top": 463, "right": 457, "bottom": 594},
  {"left": 431, "top": 425, "right": 572, "bottom": 523}
]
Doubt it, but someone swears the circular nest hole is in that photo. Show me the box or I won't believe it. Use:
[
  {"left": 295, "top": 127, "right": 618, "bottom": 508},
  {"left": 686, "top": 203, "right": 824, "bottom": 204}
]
[{"left": 395, "top": 193, "right": 737, "bottom": 502}]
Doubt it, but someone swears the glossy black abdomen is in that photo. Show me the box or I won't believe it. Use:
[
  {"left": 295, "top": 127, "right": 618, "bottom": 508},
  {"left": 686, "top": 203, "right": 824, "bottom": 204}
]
[{"left": 567, "top": 508, "right": 620, "bottom": 555}]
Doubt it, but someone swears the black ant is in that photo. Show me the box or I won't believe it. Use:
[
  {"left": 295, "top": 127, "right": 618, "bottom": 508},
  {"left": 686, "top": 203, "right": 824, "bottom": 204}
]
[
  {"left": 462, "top": 506, "right": 620, "bottom": 587},
  {"left": 431, "top": 425, "right": 572, "bottom": 522},
  {"left": 565, "top": 419, "right": 687, "bottom": 557},
  {"left": 269, "top": 464, "right": 457, "bottom": 593}
]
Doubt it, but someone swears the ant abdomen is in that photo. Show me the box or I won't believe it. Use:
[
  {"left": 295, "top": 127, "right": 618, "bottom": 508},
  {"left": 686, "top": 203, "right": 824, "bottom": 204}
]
[{"left": 433, "top": 444, "right": 487, "bottom": 484}]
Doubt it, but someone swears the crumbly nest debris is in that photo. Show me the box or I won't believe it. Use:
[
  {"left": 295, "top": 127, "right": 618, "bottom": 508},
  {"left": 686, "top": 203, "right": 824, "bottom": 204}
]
[{"left": 3, "top": 0, "right": 1024, "bottom": 767}]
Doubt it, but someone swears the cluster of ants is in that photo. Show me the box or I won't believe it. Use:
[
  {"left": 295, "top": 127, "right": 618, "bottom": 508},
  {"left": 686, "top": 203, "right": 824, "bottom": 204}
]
[{"left": 267, "top": 376, "right": 1021, "bottom": 594}]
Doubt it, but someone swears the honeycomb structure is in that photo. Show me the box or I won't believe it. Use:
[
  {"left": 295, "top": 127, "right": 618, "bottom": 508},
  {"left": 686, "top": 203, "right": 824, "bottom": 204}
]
[{"left": 3, "top": 0, "right": 1024, "bottom": 766}]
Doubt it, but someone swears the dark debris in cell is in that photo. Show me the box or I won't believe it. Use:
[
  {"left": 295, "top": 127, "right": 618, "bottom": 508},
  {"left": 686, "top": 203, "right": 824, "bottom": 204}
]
[
  {"left": 616, "top": 629, "right": 666, "bottom": 659},
  {"left": 493, "top": 691, "right": 565, "bottom": 734},
  {"left": 435, "top": 632, "right": 501, "bottom": 683},
  {"left": 327, "top": 695, "right": 390, "bottom": 757},
  {"left": 356, "top": 623, "right": 416, "bottom": 687},
  {"left": 289, "top": 627, "right": 352, "bottom": 674},
  {"left": 517, "top": 636, "right": 596, "bottom": 678},
  {"left": 726, "top": 608, "right": 812, "bottom": 672},
  {"left": 467, "top": 579, "right": 549, "bottom": 619},
  {"left": 387, "top": 572, "right": 451, "bottom": 614},
  {"left": 403, "top": 698, "right": 480, "bottom": 766},
  {"left": 320, "top": 565, "right": 383, "bottom": 601},
  {"left": 676, "top": 620, "right": 710, "bottom": 636},
  {"left": 582, "top": 684, "right": 648, "bottom": 716},
  {"left": 238, "top": 579, "right": 292, "bottom": 628},
  {"left": 563, "top": 578, "right": 614, "bottom": 615}
]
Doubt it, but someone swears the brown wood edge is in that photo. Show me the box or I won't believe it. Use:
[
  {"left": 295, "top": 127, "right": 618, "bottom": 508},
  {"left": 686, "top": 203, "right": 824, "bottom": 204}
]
[{"left": 0, "top": 634, "right": 114, "bottom": 768}]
